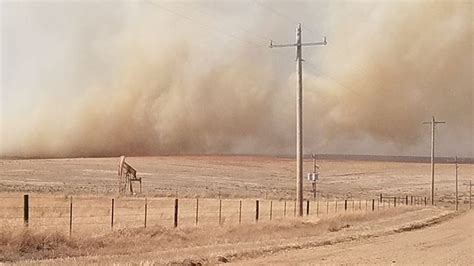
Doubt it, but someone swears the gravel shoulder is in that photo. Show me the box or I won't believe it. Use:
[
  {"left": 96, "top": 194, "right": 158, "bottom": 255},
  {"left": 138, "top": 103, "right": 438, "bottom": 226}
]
[{"left": 232, "top": 210, "right": 474, "bottom": 265}]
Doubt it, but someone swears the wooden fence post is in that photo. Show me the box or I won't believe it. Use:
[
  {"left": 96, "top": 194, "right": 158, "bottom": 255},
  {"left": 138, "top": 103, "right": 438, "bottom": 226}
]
[
  {"left": 219, "top": 199, "right": 222, "bottom": 226},
  {"left": 316, "top": 200, "right": 319, "bottom": 216},
  {"left": 335, "top": 200, "right": 338, "bottom": 212},
  {"left": 424, "top": 197, "right": 427, "bottom": 206},
  {"left": 195, "top": 198, "right": 199, "bottom": 225},
  {"left": 239, "top": 200, "right": 242, "bottom": 224},
  {"left": 344, "top": 199, "right": 347, "bottom": 211},
  {"left": 380, "top": 193, "right": 383, "bottom": 203},
  {"left": 306, "top": 200, "right": 310, "bottom": 216},
  {"left": 284, "top": 201, "right": 287, "bottom": 217},
  {"left": 326, "top": 200, "right": 329, "bottom": 214},
  {"left": 394, "top": 197, "right": 397, "bottom": 207},
  {"left": 372, "top": 199, "right": 375, "bottom": 211},
  {"left": 256, "top": 200, "right": 259, "bottom": 222},
  {"left": 270, "top": 200, "right": 273, "bottom": 220},
  {"left": 144, "top": 198, "right": 148, "bottom": 228},
  {"left": 352, "top": 200, "right": 354, "bottom": 210},
  {"left": 174, "top": 198, "right": 178, "bottom": 227},
  {"left": 294, "top": 200, "right": 296, "bottom": 217},
  {"left": 405, "top": 195, "right": 408, "bottom": 205},
  {"left": 69, "top": 196, "right": 73, "bottom": 236},
  {"left": 23, "top": 194, "right": 29, "bottom": 227},
  {"left": 111, "top": 198, "right": 115, "bottom": 230}
]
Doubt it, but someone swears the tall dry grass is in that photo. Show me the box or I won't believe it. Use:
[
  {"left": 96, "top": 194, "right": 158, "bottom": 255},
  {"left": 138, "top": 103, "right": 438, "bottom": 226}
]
[{"left": 0, "top": 207, "right": 418, "bottom": 262}]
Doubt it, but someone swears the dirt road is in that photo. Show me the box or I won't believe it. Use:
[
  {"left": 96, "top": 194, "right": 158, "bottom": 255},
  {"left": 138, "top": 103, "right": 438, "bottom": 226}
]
[{"left": 234, "top": 211, "right": 474, "bottom": 265}]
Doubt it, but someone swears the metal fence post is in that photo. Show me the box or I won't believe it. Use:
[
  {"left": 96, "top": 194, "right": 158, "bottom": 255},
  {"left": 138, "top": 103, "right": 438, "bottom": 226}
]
[{"left": 23, "top": 194, "right": 29, "bottom": 227}]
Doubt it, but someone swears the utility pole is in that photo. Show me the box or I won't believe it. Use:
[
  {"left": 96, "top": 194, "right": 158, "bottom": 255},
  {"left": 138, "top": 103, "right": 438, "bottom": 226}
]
[
  {"left": 423, "top": 116, "right": 445, "bottom": 205},
  {"left": 311, "top": 154, "right": 319, "bottom": 200},
  {"left": 455, "top": 156, "right": 458, "bottom": 211},
  {"left": 269, "top": 24, "right": 326, "bottom": 216}
]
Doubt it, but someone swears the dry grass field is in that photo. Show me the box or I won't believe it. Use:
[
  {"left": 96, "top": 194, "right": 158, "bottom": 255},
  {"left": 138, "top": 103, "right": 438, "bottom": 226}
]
[
  {"left": 0, "top": 156, "right": 472, "bottom": 264},
  {"left": 1, "top": 156, "right": 472, "bottom": 203}
]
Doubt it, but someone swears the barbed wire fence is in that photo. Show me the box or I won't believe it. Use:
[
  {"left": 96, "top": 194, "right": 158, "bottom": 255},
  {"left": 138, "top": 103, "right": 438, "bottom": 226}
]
[{"left": 1, "top": 191, "right": 463, "bottom": 236}]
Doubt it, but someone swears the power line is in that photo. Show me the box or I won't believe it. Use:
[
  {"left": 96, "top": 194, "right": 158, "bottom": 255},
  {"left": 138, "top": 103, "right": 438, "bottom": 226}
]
[
  {"left": 181, "top": 2, "right": 273, "bottom": 43},
  {"left": 253, "top": 0, "right": 374, "bottom": 86},
  {"left": 304, "top": 61, "right": 363, "bottom": 98},
  {"left": 144, "top": 0, "right": 267, "bottom": 50}
]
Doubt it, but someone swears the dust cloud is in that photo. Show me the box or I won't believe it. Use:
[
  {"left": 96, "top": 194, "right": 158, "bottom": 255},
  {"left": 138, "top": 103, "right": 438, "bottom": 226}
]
[{"left": 1, "top": 1, "right": 472, "bottom": 158}]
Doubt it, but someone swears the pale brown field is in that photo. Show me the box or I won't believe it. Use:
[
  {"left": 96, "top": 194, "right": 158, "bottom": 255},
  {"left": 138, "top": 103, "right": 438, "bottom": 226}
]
[
  {"left": 0, "top": 156, "right": 472, "bottom": 264},
  {"left": 0, "top": 156, "right": 472, "bottom": 203}
]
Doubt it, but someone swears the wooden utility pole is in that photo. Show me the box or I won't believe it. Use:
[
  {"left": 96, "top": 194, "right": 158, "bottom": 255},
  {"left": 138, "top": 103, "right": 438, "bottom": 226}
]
[
  {"left": 312, "top": 154, "right": 317, "bottom": 200},
  {"left": 423, "top": 116, "right": 445, "bottom": 205},
  {"left": 455, "top": 156, "right": 458, "bottom": 211},
  {"left": 269, "top": 24, "right": 326, "bottom": 216}
]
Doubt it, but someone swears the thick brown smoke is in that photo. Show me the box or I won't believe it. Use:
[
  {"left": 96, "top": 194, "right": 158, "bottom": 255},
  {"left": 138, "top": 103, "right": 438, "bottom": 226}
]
[{"left": 1, "top": 1, "right": 472, "bottom": 158}]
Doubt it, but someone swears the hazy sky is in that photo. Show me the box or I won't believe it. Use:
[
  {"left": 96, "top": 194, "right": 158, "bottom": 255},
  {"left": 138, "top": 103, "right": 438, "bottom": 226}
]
[{"left": 1, "top": 0, "right": 472, "bottom": 158}]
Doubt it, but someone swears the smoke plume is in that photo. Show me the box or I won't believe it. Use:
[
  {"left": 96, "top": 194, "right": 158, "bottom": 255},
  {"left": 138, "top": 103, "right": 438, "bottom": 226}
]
[{"left": 1, "top": 1, "right": 472, "bottom": 158}]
